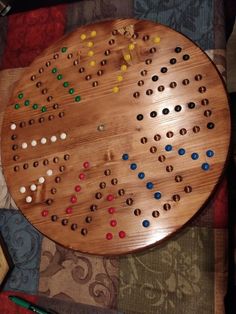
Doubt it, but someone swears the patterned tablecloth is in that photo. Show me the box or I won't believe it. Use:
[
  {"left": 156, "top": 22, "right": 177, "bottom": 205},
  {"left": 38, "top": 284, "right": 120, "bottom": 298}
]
[{"left": 0, "top": 1, "right": 230, "bottom": 313}]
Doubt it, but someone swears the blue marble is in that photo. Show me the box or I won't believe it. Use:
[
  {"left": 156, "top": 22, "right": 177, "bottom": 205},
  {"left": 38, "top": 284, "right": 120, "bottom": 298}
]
[
  {"left": 138, "top": 172, "right": 145, "bottom": 179},
  {"left": 122, "top": 153, "right": 129, "bottom": 160},
  {"left": 146, "top": 182, "right": 154, "bottom": 190},
  {"left": 206, "top": 150, "right": 214, "bottom": 157},
  {"left": 178, "top": 148, "right": 185, "bottom": 155},
  {"left": 191, "top": 153, "right": 199, "bottom": 160},
  {"left": 201, "top": 163, "right": 210, "bottom": 171},
  {"left": 142, "top": 220, "right": 150, "bottom": 228},
  {"left": 154, "top": 192, "right": 162, "bottom": 200},
  {"left": 130, "top": 163, "right": 137, "bottom": 170},
  {"left": 165, "top": 144, "right": 172, "bottom": 152}
]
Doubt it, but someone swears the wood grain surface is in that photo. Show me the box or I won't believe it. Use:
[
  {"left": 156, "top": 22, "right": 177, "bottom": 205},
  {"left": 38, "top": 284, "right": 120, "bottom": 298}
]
[{"left": 1, "top": 19, "right": 230, "bottom": 255}]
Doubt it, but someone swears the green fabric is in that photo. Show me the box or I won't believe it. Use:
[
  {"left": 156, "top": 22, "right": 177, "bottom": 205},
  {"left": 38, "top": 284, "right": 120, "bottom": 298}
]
[{"left": 118, "top": 227, "right": 214, "bottom": 314}]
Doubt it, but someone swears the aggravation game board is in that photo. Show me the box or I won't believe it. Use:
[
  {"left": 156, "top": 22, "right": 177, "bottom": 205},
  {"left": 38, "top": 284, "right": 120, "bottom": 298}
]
[{"left": 1, "top": 19, "right": 230, "bottom": 255}]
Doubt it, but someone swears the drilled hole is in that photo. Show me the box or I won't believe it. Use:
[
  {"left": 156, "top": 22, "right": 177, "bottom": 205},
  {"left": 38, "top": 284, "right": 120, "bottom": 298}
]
[
  {"left": 64, "top": 154, "right": 70, "bottom": 160},
  {"left": 51, "top": 188, "right": 57, "bottom": 195},
  {"left": 163, "top": 203, "right": 171, "bottom": 210},
  {"left": 158, "top": 85, "right": 165, "bottom": 92},
  {"left": 184, "top": 186, "right": 192, "bottom": 193},
  {"left": 152, "top": 210, "right": 160, "bottom": 218},
  {"left": 141, "top": 137, "right": 148, "bottom": 144},
  {"left": 146, "top": 89, "right": 153, "bottom": 95},
  {"left": 150, "top": 146, "right": 157, "bottom": 153},
  {"left": 170, "top": 81, "right": 177, "bottom": 88},
  {"left": 100, "top": 182, "right": 106, "bottom": 189},
  {"left": 14, "top": 166, "right": 20, "bottom": 172},
  {"left": 182, "top": 79, "right": 190, "bottom": 85},
  {"left": 33, "top": 161, "right": 39, "bottom": 167},
  {"left": 175, "top": 175, "right": 183, "bottom": 182},
  {"left": 111, "top": 178, "right": 118, "bottom": 185},
  {"left": 166, "top": 165, "right": 173, "bottom": 172},
  {"left": 86, "top": 216, "right": 92, "bottom": 223},
  {"left": 193, "top": 126, "right": 200, "bottom": 133},
  {"left": 134, "top": 208, "right": 141, "bottom": 216},
  {"left": 90, "top": 204, "right": 97, "bottom": 211},
  {"left": 133, "top": 91, "right": 140, "bottom": 98},
  {"left": 154, "top": 134, "right": 161, "bottom": 141},
  {"left": 195, "top": 74, "right": 202, "bottom": 81},
  {"left": 126, "top": 198, "right": 133, "bottom": 205},
  {"left": 97, "top": 70, "right": 103, "bottom": 76},
  {"left": 104, "top": 49, "right": 111, "bottom": 56},
  {"left": 92, "top": 81, "right": 98, "bottom": 87},
  {"left": 81, "top": 228, "right": 88, "bottom": 236},
  {"left": 141, "top": 70, "right": 147, "bottom": 76},
  {"left": 201, "top": 98, "right": 209, "bottom": 106},
  {"left": 158, "top": 155, "right": 166, "bottom": 162},
  {"left": 55, "top": 176, "right": 61, "bottom": 183},
  {"left": 138, "top": 80, "right": 144, "bottom": 86},
  {"left": 166, "top": 131, "right": 174, "bottom": 138},
  {"left": 85, "top": 74, "right": 92, "bottom": 80},
  {"left": 199, "top": 86, "right": 206, "bottom": 93},
  {"left": 95, "top": 192, "right": 102, "bottom": 200},
  {"left": 143, "top": 35, "right": 149, "bottom": 41},
  {"left": 118, "top": 189, "right": 125, "bottom": 196},
  {"left": 101, "top": 59, "right": 107, "bottom": 66},
  {"left": 61, "top": 219, "right": 69, "bottom": 226},
  {"left": 71, "top": 224, "right": 78, "bottom": 230},
  {"left": 104, "top": 169, "right": 111, "bottom": 176},
  {"left": 145, "top": 59, "right": 152, "bottom": 65},
  {"left": 180, "top": 128, "right": 187, "bottom": 135},
  {"left": 173, "top": 194, "right": 180, "bottom": 202},
  {"left": 149, "top": 47, "right": 156, "bottom": 53},
  {"left": 43, "top": 159, "right": 49, "bottom": 166},
  {"left": 204, "top": 110, "right": 212, "bottom": 117},
  {"left": 183, "top": 54, "right": 190, "bottom": 61}
]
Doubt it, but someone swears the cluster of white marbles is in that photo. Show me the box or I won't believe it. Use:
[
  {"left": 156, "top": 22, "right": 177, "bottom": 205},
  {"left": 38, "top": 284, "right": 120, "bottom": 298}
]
[
  {"left": 20, "top": 176, "right": 46, "bottom": 204},
  {"left": 20, "top": 133, "right": 67, "bottom": 149}
]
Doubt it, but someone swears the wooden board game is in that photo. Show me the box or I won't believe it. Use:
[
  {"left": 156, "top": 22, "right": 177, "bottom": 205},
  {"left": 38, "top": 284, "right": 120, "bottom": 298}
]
[{"left": 1, "top": 19, "right": 230, "bottom": 255}]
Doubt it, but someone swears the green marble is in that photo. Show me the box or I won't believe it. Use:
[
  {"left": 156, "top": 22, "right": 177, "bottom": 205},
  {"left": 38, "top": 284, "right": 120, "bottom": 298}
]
[{"left": 75, "top": 96, "right": 81, "bottom": 102}]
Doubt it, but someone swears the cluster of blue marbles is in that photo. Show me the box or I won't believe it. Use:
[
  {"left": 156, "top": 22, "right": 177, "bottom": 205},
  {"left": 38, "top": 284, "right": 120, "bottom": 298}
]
[
  {"left": 122, "top": 153, "right": 163, "bottom": 228},
  {"left": 164, "top": 146, "right": 214, "bottom": 171}
]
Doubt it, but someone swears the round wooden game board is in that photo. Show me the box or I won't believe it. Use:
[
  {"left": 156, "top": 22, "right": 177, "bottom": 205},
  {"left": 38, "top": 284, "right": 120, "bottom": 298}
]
[{"left": 1, "top": 19, "right": 230, "bottom": 255}]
